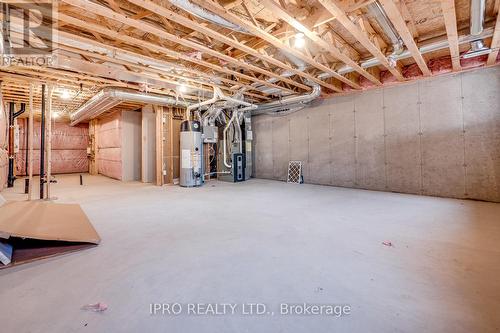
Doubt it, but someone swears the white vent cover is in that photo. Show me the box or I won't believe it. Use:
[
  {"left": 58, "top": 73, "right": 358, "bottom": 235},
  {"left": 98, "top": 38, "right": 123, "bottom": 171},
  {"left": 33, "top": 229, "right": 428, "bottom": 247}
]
[{"left": 287, "top": 161, "right": 303, "bottom": 184}]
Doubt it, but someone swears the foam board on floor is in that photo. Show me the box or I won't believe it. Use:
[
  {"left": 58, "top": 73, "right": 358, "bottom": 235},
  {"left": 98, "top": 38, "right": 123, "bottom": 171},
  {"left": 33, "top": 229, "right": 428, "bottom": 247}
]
[
  {"left": 0, "top": 201, "right": 100, "bottom": 244},
  {"left": 0, "top": 201, "right": 100, "bottom": 269}
]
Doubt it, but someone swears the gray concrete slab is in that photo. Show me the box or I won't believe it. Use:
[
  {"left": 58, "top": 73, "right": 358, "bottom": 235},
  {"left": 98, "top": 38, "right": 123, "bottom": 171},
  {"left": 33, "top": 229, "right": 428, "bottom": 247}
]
[{"left": 1, "top": 174, "right": 499, "bottom": 333}]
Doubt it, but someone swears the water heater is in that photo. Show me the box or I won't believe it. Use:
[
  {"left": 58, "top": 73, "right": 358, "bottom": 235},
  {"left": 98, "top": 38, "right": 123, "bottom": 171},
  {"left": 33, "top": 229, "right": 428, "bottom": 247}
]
[{"left": 180, "top": 120, "right": 203, "bottom": 187}]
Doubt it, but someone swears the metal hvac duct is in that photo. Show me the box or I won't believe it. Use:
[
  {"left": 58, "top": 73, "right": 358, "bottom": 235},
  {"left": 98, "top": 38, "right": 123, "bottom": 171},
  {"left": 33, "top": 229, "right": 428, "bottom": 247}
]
[
  {"left": 320, "top": 26, "right": 495, "bottom": 77},
  {"left": 366, "top": 1, "right": 404, "bottom": 67},
  {"left": 252, "top": 83, "right": 321, "bottom": 115},
  {"left": 463, "top": 0, "right": 491, "bottom": 59},
  {"left": 169, "top": 0, "right": 248, "bottom": 34},
  {"left": 70, "top": 88, "right": 190, "bottom": 126}
]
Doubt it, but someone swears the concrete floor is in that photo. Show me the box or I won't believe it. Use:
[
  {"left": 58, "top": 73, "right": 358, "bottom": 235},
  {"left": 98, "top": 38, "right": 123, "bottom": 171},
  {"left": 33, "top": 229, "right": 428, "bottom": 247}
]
[{"left": 1, "top": 174, "right": 499, "bottom": 333}]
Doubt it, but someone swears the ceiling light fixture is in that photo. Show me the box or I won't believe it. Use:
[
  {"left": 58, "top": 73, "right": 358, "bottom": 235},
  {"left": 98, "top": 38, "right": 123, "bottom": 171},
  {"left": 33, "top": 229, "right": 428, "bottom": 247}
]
[
  {"left": 60, "top": 89, "right": 71, "bottom": 100},
  {"left": 178, "top": 84, "right": 188, "bottom": 93},
  {"left": 294, "top": 32, "right": 305, "bottom": 48}
]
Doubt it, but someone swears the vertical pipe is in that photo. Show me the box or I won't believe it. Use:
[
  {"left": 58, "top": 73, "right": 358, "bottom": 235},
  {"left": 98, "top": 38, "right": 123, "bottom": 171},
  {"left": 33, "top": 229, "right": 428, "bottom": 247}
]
[
  {"left": 46, "top": 85, "right": 52, "bottom": 200},
  {"left": 7, "top": 102, "right": 14, "bottom": 187},
  {"left": 40, "top": 84, "right": 45, "bottom": 199},
  {"left": 24, "top": 118, "right": 28, "bottom": 175},
  {"left": 28, "top": 83, "right": 33, "bottom": 200}
]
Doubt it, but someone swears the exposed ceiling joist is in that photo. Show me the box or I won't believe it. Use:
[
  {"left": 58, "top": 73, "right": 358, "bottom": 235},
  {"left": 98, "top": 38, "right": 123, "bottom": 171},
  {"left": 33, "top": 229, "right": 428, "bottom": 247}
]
[
  {"left": 318, "top": 0, "right": 404, "bottom": 81},
  {"left": 258, "top": 0, "right": 382, "bottom": 85},
  {"left": 378, "top": 0, "right": 431, "bottom": 76},
  {"left": 440, "top": 0, "right": 461, "bottom": 71},
  {"left": 187, "top": 0, "right": 362, "bottom": 89},
  {"left": 487, "top": 5, "right": 500, "bottom": 65}
]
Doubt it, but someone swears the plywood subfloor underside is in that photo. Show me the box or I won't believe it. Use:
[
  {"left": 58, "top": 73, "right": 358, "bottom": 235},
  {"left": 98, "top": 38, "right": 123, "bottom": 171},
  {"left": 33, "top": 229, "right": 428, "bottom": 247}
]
[{"left": 1, "top": 174, "right": 499, "bottom": 332}]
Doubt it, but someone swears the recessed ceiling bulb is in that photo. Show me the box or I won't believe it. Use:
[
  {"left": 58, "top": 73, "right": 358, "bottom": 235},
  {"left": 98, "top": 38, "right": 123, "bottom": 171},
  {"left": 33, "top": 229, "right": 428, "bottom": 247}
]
[
  {"left": 294, "top": 32, "right": 305, "bottom": 48},
  {"left": 61, "top": 89, "right": 71, "bottom": 100}
]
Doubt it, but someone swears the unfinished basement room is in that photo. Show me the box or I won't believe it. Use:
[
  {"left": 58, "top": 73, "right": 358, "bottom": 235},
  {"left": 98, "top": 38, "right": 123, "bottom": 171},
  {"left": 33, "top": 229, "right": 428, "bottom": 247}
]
[{"left": 0, "top": 0, "right": 499, "bottom": 332}]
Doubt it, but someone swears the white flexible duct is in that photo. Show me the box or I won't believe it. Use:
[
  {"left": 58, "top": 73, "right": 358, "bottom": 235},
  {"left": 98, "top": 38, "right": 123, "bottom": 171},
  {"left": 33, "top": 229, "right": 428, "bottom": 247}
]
[
  {"left": 70, "top": 88, "right": 190, "bottom": 126},
  {"left": 252, "top": 83, "right": 321, "bottom": 115},
  {"left": 366, "top": 1, "right": 404, "bottom": 67},
  {"left": 170, "top": 0, "right": 249, "bottom": 34},
  {"left": 186, "top": 86, "right": 256, "bottom": 120}
]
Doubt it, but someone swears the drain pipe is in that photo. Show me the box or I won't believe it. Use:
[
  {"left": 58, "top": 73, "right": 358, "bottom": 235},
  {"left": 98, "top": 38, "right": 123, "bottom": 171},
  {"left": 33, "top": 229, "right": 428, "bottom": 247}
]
[
  {"left": 40, "top": 84, "right": 45, "bottom": 199},
  {"left": 7, "top": 102, "right": 25, "bottom": 187}
]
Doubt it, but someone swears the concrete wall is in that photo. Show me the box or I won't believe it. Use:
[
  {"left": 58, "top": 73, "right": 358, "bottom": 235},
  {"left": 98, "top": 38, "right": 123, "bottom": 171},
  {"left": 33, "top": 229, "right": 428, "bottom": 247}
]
[{"left": 253, "top": 66, "right": 500, "bottom": 202}]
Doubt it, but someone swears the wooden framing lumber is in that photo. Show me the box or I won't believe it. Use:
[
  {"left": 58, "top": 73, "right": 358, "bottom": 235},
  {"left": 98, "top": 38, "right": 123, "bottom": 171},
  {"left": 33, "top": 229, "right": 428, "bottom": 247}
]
[
  {"left": 258, "top": 0, "right": 382, "bottom": 85},
  {"left": 487, "top": 8, "right": 500, "bottom": 66},
  {"left": 127, "top": 0, "right": 346, "bottom": 92},
  {"left": 62, "top": 0, "right": 299, "bottom": 95},
  {"left": 318, "top": 0, "right": 404, "bottom": 81},
  {"left": 378, "top": 0, "right": 431, "bottom": 76},
  {"left": 441, "top": 0, "right": 461, "bottom": 71},
  {"left": 57, "top": 11, "right": 291, "bottom": 96},
  {"left": 187, "top": 0, "right": 363, "bottom": 89}
]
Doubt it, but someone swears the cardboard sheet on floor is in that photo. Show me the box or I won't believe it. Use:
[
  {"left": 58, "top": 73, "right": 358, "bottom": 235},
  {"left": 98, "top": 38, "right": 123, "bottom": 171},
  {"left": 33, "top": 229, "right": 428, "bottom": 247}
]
[{"left": 0, "top": 201, "right": 100, "bottom": 269}]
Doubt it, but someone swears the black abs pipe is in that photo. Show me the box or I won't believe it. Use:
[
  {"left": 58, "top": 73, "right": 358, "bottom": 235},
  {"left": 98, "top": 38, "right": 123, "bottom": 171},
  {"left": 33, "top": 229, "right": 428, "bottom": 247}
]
[
  {"left": 40, "top": 84, "right": 46, "bottom": 199},
  {"left": 7, "top": 102, "right": 26, "bottom": 188}
]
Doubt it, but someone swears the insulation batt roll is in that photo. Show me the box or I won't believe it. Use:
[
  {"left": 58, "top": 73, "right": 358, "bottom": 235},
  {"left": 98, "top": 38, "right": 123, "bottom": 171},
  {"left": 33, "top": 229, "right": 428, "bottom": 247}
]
[
  {"left": 0, "top": 101, "right": 6, "bottom": 149},
  {"left": 0, "top": 149, "right": 8, "bottom": 190}
]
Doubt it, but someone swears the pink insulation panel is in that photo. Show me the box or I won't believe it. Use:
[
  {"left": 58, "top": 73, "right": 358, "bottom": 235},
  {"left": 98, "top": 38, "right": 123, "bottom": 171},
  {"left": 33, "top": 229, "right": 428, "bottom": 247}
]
[
  {"left": 97, "top": 112, "right": 122, "bottom": 180},
  {"left": 18, "top": 120, "right": 89, "bottom": 150},
  {"left": 0, "top": 149, "right": 7, "bottom": 191},
  {"left": 15, "top": 120, "right": 89, "bottom": 176},
  {"left": 15, "top": 149, "right": 88, "bottom": 175},
  {"left": 0, "top": 104, "right": 6, "bottom": 149}
]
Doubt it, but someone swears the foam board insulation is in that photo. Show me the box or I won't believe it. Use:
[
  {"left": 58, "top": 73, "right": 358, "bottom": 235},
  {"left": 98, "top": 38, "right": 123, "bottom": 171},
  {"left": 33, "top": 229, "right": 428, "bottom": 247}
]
[{"left": 0, "top": 149, "right": 7, "bottom": 191}]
